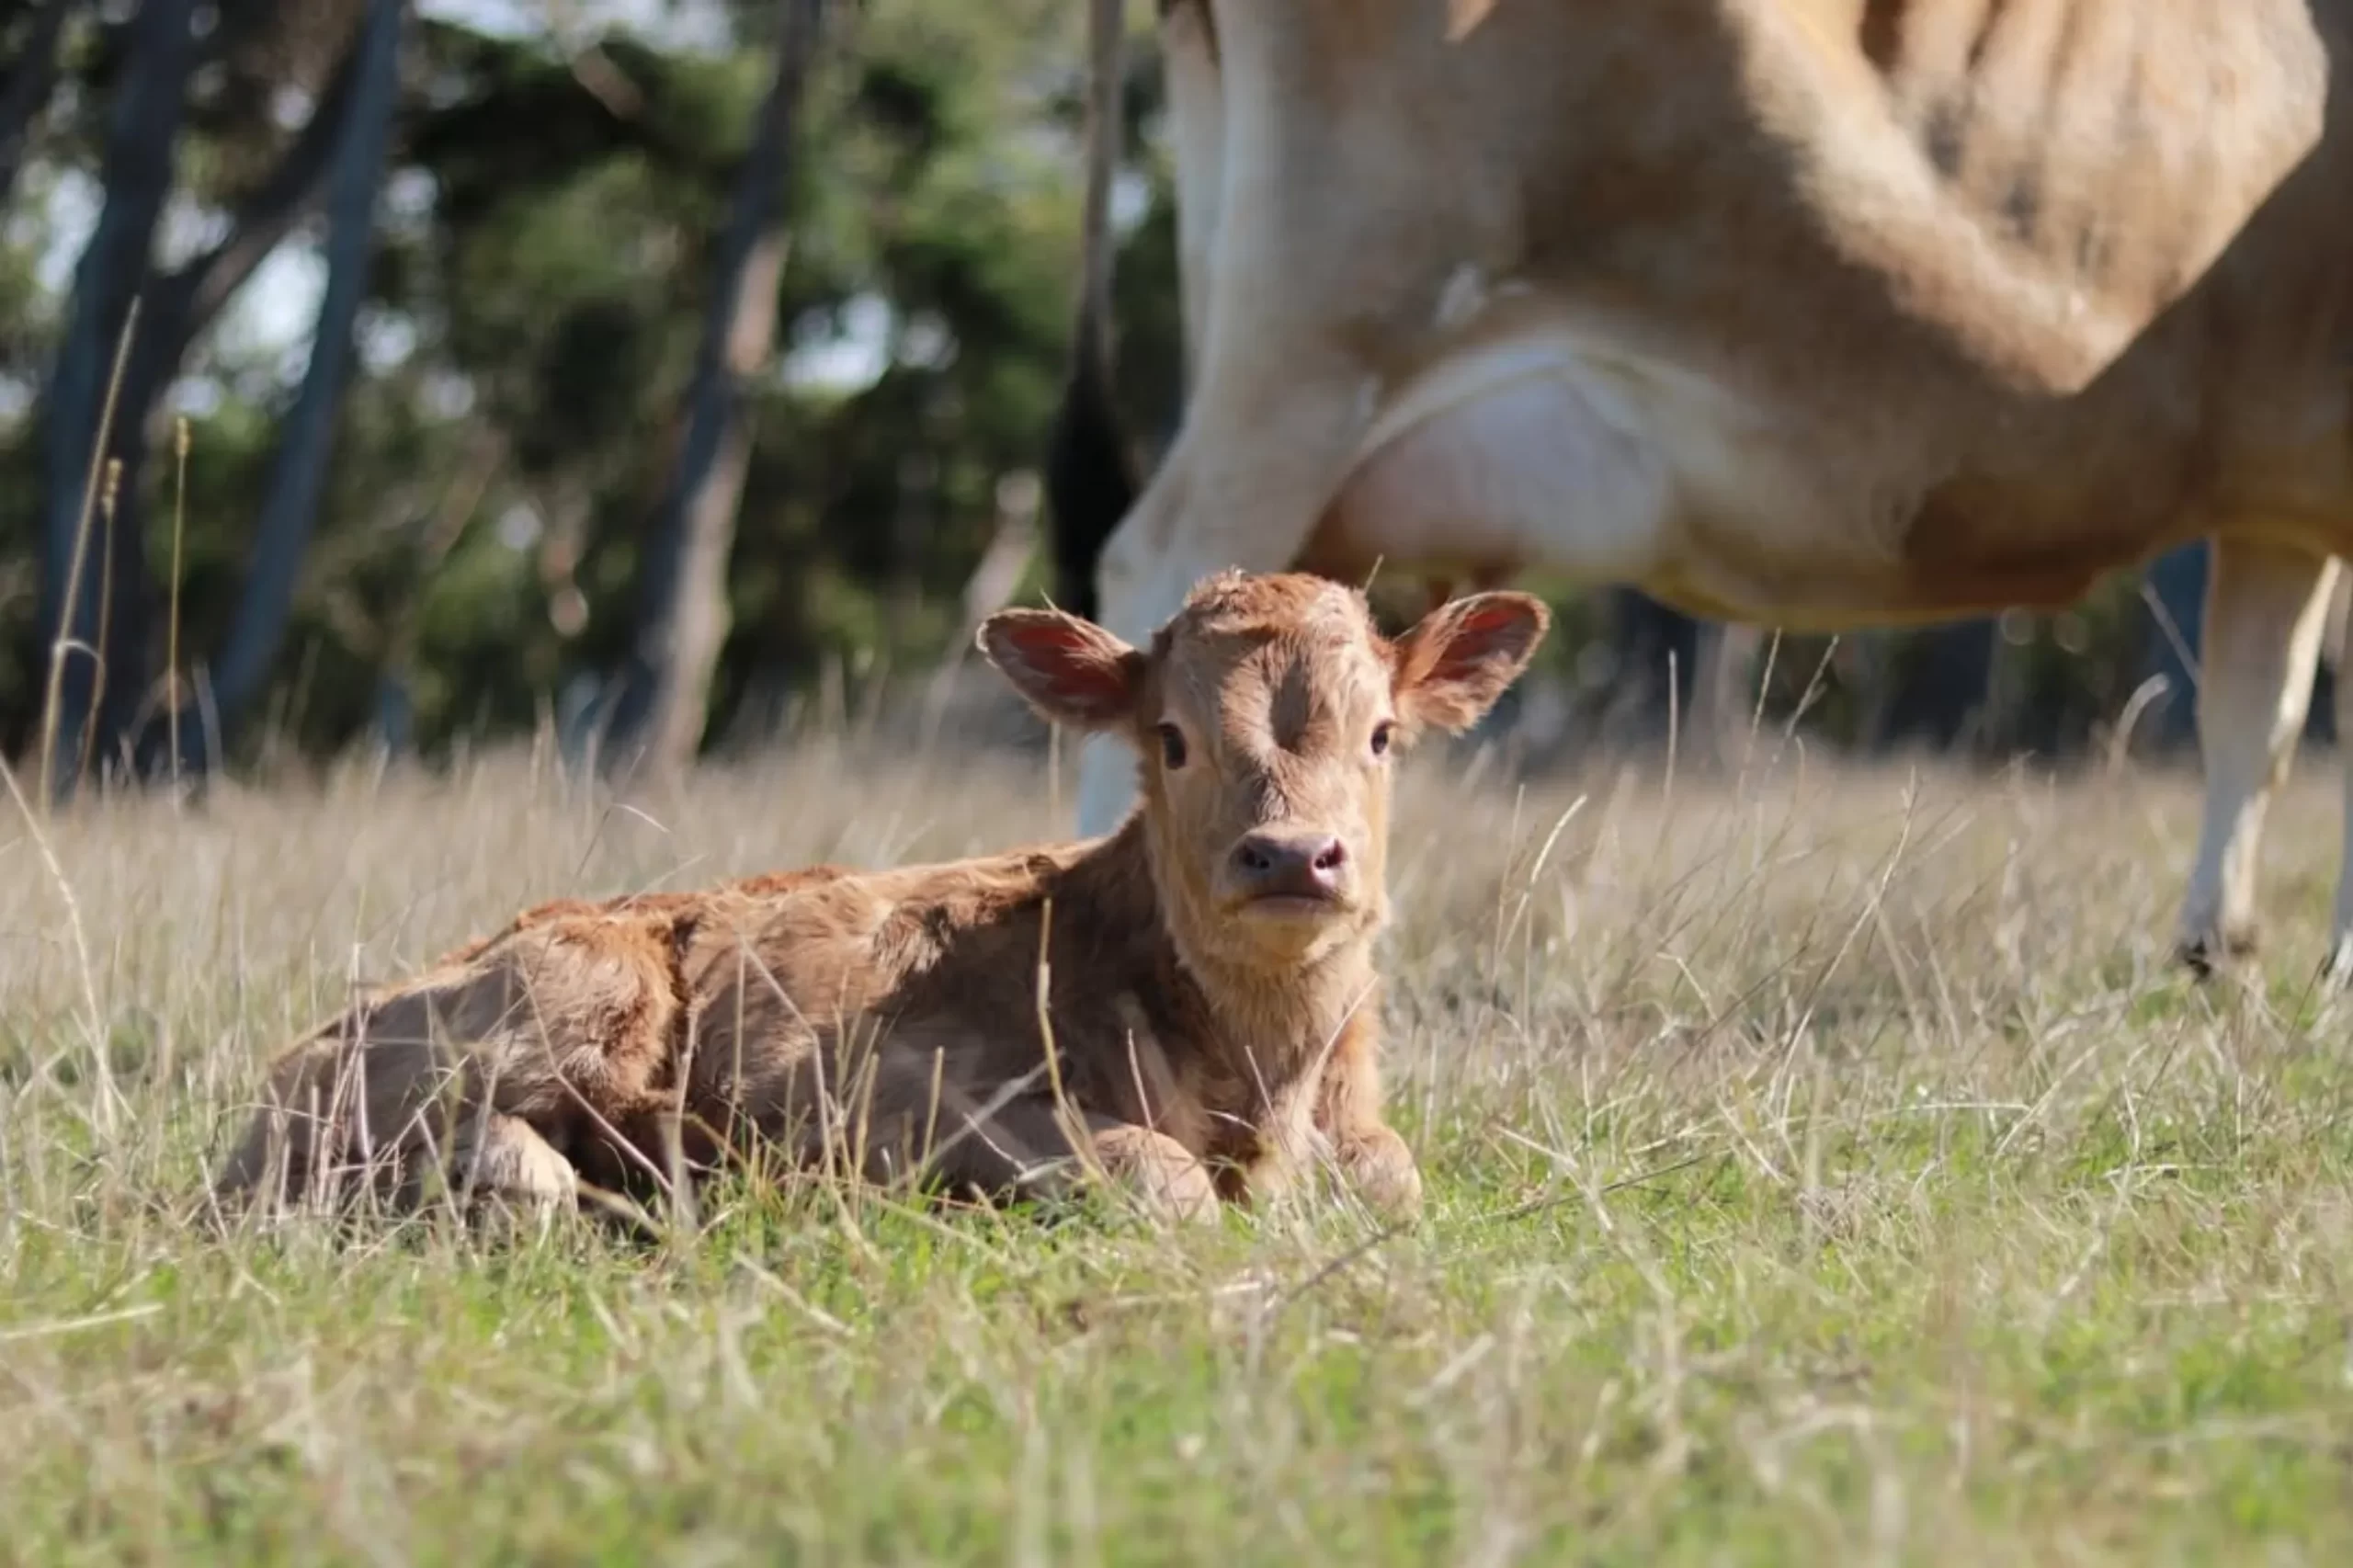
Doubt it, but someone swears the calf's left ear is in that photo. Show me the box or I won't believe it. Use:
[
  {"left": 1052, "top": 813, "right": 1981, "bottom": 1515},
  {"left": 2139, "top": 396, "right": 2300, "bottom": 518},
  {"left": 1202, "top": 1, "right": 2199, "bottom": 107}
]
[
  {"left": 1392, "top": 591, "right": 1551, "bottom": 735},
  {"left": 978, "top": 608, "right": 1146, "bottom": 731}
]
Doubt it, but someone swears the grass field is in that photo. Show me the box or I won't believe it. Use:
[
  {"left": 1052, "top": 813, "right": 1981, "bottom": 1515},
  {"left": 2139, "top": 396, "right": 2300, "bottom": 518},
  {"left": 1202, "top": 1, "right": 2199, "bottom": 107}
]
[{"left": 6, "top": 727, "right": 2353, "bottom": 1565}]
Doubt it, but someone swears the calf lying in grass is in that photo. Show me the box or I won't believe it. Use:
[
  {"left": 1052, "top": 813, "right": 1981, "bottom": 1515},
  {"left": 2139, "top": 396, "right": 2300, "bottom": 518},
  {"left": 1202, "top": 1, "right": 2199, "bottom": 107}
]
[{"left": 213, "top": 571, "right": 1548, "bottom": 1224}]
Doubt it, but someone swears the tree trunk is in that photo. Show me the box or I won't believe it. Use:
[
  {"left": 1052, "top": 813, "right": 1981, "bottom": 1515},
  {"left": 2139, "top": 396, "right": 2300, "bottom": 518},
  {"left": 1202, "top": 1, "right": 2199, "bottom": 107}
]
[
  {"left": 1687, "top": 619, "right": 1762, "bottom": 769},
  {"left": 1597, "top": 587, "right": 1703, "bottom": 749},
  {"left": 0, "top": 0, "right": 70, "bottom": 210},
  {"left": 38, "top": 0, "right": 198, "bottom": 798},
  {"left": 2139, "top": 542, "right": 2208, "bottom": 754},
  {"left": 176, "top": 0, "right": 404, "bottom": 772},
  {"left": 370, "top": 431, "right": 503, "bottom": 756},
  {"left": 601, "top": 0, "right": 824, "bottom": 777},
  {"left": 109, "top": 36, "right": 374, "bottom": 767},
  {"left": 1859, "top": 619, "right": 1996, "bottom": 756}
]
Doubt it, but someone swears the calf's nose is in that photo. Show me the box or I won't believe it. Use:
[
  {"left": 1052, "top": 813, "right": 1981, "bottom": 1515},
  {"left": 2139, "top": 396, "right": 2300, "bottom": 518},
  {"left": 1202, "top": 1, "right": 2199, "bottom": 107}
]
[{"left": 1229, "top": 830, "right": 1349, "bottom": 901}]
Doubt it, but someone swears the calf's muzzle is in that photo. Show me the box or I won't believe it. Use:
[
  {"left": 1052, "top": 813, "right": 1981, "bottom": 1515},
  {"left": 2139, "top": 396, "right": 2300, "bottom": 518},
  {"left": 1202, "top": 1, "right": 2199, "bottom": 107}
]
[{"left": 1225, "top": 829, "right": 1352, "bottom": 908}]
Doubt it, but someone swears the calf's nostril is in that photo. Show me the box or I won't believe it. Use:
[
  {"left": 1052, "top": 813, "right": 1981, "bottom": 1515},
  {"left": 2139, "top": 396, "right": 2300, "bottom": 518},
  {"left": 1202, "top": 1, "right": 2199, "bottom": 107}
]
[{"left": 1312, "top": 839, "right": 1347, "bottom": 874}]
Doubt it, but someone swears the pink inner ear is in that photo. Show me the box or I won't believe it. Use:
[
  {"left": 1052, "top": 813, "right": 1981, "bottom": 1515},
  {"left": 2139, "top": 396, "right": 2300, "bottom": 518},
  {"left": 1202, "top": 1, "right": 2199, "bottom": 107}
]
[
  {"left": 1430, "top": 602, "right": 1529, "bottom": 676},
  {"left": 1006, "top": 619, "right": 1129, "bottom": 710}
]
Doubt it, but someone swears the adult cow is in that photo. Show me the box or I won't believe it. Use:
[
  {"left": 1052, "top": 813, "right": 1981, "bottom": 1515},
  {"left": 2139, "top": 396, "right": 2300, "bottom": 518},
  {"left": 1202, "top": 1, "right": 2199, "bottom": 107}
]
[{"left": 1045, "top": 0, "right": 2353, "bottom": 979}]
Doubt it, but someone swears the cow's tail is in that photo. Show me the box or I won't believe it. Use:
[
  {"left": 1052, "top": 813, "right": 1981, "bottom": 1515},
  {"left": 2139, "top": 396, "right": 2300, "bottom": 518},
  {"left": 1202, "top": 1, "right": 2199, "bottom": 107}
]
[{"left": 1044, "top": 0, "right": 1136, "bottom": 622}]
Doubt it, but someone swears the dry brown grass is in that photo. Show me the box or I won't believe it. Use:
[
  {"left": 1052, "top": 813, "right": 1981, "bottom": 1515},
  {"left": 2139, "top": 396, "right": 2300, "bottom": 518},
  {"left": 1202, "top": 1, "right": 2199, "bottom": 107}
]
[{"left": 4, "top": 727, "right": 2351, "bottom": 1563}]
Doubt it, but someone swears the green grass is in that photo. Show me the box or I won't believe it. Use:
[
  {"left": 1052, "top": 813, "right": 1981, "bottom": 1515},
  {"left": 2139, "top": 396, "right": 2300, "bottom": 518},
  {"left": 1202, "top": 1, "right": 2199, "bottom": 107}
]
[{"left": 6, "top": 733, "right": 2353, "bottom": 1564}]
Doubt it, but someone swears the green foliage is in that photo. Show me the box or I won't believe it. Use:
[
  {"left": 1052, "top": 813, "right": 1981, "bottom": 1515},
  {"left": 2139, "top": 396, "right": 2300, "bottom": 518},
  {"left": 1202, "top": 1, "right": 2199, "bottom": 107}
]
[{"left": 0, "top": 0, "right": 1110, "bottom": 764}]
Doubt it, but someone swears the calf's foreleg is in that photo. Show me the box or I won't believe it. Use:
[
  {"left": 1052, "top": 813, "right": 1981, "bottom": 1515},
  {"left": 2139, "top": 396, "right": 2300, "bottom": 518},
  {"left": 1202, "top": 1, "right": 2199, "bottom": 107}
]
[{"left": 1310, "top": 1013, "right": 1424, "bottom": 1218}]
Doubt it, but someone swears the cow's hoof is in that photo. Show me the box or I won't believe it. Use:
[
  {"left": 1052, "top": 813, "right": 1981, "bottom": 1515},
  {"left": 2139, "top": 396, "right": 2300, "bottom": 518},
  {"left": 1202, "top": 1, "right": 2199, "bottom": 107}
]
[
  {"left": 2321, "top": 937, "right": 2353, "bottom": 993},
  {"left": 2174, "top": 927, "right": 2258, "bottom": 982}
]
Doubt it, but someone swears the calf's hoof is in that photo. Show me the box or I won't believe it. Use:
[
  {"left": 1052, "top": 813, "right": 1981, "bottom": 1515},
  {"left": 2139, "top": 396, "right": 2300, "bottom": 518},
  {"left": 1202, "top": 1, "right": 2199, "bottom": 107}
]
[
  {"left": 1091, "top": 1125, "right": 1222, "bottom": 1226},
  {"left": 1337, "top": 1126, "right": 1425, "bottom": 1220},
  {"left": 451, "top": 1112, "right": 581, "bottom": 1218}
]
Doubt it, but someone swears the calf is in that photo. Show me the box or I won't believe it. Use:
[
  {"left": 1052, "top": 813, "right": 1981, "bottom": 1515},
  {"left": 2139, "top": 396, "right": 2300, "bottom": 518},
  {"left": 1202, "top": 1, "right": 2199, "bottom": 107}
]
[{"left": 212, "top": 573, "right": 1548, "bottom": 1224}]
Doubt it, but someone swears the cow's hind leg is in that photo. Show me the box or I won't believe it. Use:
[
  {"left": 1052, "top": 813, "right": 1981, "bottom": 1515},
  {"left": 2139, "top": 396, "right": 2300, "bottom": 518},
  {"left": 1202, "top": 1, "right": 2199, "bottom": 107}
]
[
  {"left": 447, "top": 1110, "right": 581, "bottom": 1218},
  {"left": 2176, "top": 537, "right": 2338, "bottom": 975},
  {"left": 892, "top": 1079, "right": 1219, "bottom": 1224},
  {"left": 210, "top": 1031, "right": 403, "bottom": 1214},
  {"left": 215, "top": 914, "right": 681, "bottom": 1216}
]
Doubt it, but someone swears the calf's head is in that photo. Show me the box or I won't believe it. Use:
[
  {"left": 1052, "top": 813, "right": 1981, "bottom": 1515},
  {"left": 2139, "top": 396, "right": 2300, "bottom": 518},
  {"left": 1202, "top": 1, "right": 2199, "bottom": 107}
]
[{"left": 980, "top": 571, "right": 1548, "bottom": 969}]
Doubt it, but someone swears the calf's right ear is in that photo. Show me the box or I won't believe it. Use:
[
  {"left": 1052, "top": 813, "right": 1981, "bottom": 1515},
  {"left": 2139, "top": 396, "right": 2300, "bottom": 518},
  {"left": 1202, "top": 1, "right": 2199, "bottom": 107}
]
[
  {"left": 1392, "top": 590, "right": 1551, "bottom": 735},
  {"left": 977, "top": 608, "right": 1146, "bottom": 731}
]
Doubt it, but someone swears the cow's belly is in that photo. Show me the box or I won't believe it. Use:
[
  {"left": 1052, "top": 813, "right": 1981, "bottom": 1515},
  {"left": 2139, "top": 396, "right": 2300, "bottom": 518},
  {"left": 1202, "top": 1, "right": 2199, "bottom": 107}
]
[{"left": 1312, "top": 306, "right": 2353, "bottom": 628}]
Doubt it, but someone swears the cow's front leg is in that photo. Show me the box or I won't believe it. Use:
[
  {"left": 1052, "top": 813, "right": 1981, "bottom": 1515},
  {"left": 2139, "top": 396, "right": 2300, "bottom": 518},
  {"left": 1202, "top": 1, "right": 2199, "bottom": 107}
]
[
  {"left": 2176, "top": 537, "right": 2336, "bottom": 975},
  {"left": 907, "top": 1080, "right": 1221, "bottom": 1225},
  {"left": 1310, "top": 1015, "right": 1424, "bottom": 1219},
  {"left": 1075, "top": 305, "right": 1384, "bottom": 838},
  {"left": 1077, "top": 459, "right": 1332, "bottom": 837}
]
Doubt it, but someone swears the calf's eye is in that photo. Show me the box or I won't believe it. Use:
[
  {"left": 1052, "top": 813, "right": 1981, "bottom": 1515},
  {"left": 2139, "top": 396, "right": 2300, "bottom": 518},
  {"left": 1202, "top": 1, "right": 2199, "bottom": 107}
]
[
  {"left": 1370, "top": 721, "right": 1395, "bottom": 758},
  {"left": 1156, "top": 723, "right": 1188, "bottom": 769}
]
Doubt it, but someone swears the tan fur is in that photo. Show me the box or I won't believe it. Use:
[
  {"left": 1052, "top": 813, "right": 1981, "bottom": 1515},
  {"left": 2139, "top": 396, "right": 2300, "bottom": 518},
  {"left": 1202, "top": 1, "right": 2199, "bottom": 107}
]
[{"left": 211, "top": 574, "right": 1547, "bottom": 1227}]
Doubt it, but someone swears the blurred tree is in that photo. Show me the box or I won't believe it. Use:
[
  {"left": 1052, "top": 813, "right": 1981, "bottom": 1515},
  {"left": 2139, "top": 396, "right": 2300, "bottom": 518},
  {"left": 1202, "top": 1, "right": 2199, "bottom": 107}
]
[
  {"left": 108, "top": 9, "right": 372, "bottom": 770},
  {"left": 180, "top": 0, "right": 404, "bottom": 773},
  {"left": 37, "top": 0, "right": 197, "bottom": 799},
  {"left": 0, "top": 0, "right": 70, "bottom": 210},
  {"left": 1595, "top": 588, "right": 1702, "bottom": 747},
  {"left": 2143, "top": 542, "right": 2206, "bottom": 745},
  {"left": 1862, "top": 620, "right": 1996, "bottom": 755},
  {"left": 598, "top": 0, "right": 825, "bottom": 777}
]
